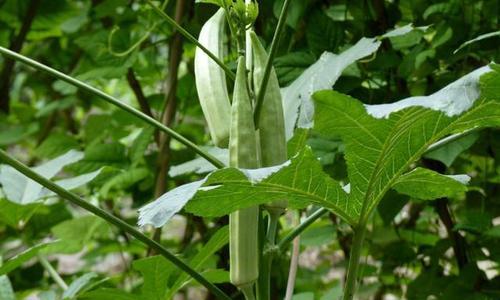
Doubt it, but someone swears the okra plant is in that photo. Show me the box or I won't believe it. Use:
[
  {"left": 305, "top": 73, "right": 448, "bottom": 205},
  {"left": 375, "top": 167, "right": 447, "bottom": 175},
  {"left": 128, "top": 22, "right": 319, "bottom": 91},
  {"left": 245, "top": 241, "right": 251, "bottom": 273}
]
[{"left": 0, "top": 1, "right": 499, "bottom": 300}]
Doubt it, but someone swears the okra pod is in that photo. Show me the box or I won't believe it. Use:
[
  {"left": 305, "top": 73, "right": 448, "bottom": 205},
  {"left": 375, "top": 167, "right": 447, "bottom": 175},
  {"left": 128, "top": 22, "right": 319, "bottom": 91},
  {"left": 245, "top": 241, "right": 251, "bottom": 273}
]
[
  {"left": 250, "top": 32, "right": 287, "bottom": 211},
  {"left": 229, "top": 57, "right": 260, "bottom": 293},
  {"left": 194, "top": 9, "right": 231, "bottom": 147}
]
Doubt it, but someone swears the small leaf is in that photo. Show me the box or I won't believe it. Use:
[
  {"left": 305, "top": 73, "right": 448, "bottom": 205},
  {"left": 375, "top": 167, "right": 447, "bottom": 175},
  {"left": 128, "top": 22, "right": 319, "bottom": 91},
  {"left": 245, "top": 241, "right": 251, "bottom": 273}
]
[
  {"left": 99, "top": 168, "right": 150, "bottom": 197},
  {"left": 424, "top": 132, "right": 479, "bottom": 167},
  {"left": 0, "top": 150, "right": 83, "bottom": 204},
  {"left": 79, "top": 288, "right": 138, "bottom": 300},
  {"left": 138, "top": 179, "right": 208, "bottom": 228},
  {"left": 63, "top": 272, "right": 99, "bottom": 299},
  {"left": 0, "top": 275, "right": 14, "bottom": 300},
  {"left": 168, "top": 147, "right": 229, "bottom": 177},
  {"left": 393, "top": 168, "right": 469, "bottom": 200},
  {"left": 130, "top": 127, "right": 154, "bottom": 166},
  {"left": 133, "top": 256, "right": 173, "bottom": 300},
  {"left": 0, "top": 242, "right": 54, "bottom": 275},
  {"left": 454, "top": 30, "right": 500, "bottom": 54},
  {"left": 484, "top": 226, "right": 500, "bottom": 238},
  {"left": 165, "top": 226, "right": 229, "bottom": 298},
  {"left": 195, "top": 0, "right": 223, "bottom": 6},
  {"left": 0, "top": 199, "right": 41, "bottom": 227},
  {"left": 48, "top": 215, "right": 109, "bottom": 254}
]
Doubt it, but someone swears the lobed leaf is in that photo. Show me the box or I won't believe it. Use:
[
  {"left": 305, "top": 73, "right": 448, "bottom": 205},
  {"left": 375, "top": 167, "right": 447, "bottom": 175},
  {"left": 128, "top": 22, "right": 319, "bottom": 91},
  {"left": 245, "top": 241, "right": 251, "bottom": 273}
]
[
  {"left": 313, "top": 66, "right": 500, "bottom": 223},
  {"left": 139, "top": 148, "right": 353, "bottom": 227}
]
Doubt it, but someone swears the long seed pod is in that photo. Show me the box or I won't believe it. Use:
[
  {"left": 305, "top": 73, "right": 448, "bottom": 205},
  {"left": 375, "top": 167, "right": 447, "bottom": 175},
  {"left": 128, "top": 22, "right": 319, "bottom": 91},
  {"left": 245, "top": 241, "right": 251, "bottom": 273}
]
[
  {"left": 250, "top": 31, "right": 287, "bottom": 211},
  {"left": 229, "top": 57, "right": 259, "bottom": 296},
  {"left": 194, "top": 8, "right": 231, "bottom": 147}
]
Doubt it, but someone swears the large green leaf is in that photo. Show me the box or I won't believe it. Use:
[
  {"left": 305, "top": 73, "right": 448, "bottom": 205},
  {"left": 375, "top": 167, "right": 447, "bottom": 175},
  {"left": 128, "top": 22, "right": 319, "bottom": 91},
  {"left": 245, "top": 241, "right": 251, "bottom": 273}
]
[
  {"left": 140, "top": 148, "right": 352, "bottom": 227},
  {"left": 313, "top": 66, "right": 500, "bottom": 223},
  {"left": 281, "top": 24, "right": 428, "bottom": 140}
]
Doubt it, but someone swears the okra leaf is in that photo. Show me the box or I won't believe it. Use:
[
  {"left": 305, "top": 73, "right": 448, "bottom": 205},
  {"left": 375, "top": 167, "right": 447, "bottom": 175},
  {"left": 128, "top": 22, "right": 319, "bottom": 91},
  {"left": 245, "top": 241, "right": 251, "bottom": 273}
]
[
  {"left": 139, "top": 147, "right": 353, "bottom": 227},
  {"left": 313, "top": 65, "right": 500, "bottom": 223},
  {"left": 185, "top": 148, "right": 354, "bottom": 224},
  {"left": 392, "top": 168, "right": 470, "bottom": 200},
  {"left": 282, "top": 24, "right": 428, "bottom": 140}
]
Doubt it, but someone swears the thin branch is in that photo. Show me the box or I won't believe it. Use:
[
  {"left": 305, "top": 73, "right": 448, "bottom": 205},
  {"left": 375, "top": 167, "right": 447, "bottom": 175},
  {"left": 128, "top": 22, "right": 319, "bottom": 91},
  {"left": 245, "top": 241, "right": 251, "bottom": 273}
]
[
  {"left": 278, "top": 208, "right": 327, "bottom": 251},
  {"left": 0, "top": 149, "right": 231, "bottom": 300},
  {"left": 253, "top": 0, "right": 292, "bottom": 127},
  {"left": 126, "top": 68, "right": 154, "bottom": 118},
  {"left": 38, "top": 255, "right": 68, "bottom": 291},
  {"left": 0, "top": 0, "right": 41, "bottom": 113},
  {"left": 434, "top": 198, "right": 469, "bottom": 269},
  {"left": 155, "top": 0, "right": 186, "bottom": 198},
  {"left": 0, "top": 46, "right": 225, "bottom": 169},
  {"left": 284, "top": 213, "right": 300, "bottom": 300},
  {"left": 148, "top": 0, "right": 187, "bottom": 256},
  {"left": 145, "top": 0, "right": 235, "bottom": 80}
]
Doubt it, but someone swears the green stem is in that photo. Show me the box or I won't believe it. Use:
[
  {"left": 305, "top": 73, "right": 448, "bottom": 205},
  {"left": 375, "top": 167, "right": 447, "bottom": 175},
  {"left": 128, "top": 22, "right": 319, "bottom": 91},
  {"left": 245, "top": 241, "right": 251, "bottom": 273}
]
[
  {"left": 253, "top": 0, "right": 292, "bottom": 127},
  {"left": 278, "top": 208, "right": 327, "bottom": 251},
  {"left": 0, "top": 150, "right": 231, "bottom": 300},
  {"left": 38, "top": 255, "right": 68, "bottom": 291},
  {"left": 342, "top": 224, "right": 367, "bottom": 300},
  {"left": 241, "top": 284, "right": 256, "bottom": 300},
  {"left": 145, "top": 0, "right": 235, "bottom": 80},
  {"left": 0, "top": 46, "right": 225, "bottom": 169},
  {"left": 257, "top": 211, "right": 281, "bottom": 300}
]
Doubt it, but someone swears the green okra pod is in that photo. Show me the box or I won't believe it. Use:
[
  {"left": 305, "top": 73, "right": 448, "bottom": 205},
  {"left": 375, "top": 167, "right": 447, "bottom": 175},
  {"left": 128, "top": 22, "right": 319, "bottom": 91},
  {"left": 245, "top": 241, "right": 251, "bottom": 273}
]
[{"left": 229, "top": 57, "right": 260, "bottom": 293}]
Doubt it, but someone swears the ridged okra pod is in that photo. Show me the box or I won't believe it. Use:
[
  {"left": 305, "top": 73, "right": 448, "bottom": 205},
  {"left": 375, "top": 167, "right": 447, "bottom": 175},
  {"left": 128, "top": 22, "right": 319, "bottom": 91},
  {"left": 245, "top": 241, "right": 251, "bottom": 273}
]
[
  {"left": 229, "top": 57, "right": 260, "bottom": 295},
  {"left": 250, "top": 32, "right": 287, "bottom": 211},
  {"left": 194, "top": 8, "right": 231, "bottom": 147}
]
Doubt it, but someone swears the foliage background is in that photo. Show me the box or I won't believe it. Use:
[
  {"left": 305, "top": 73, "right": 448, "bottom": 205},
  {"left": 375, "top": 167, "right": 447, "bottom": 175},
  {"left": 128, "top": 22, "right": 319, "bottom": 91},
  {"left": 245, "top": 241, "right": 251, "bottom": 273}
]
[{"left": 0, "top": 0, "right": 499, "bottom": 299}]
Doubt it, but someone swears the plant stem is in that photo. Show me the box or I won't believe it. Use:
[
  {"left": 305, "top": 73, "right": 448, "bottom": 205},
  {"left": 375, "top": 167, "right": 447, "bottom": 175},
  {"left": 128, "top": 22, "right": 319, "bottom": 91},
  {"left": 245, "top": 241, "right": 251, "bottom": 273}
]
[
  {"left": 342, "top": 224, "right": 367, "bottom": 300},
  {"left": 257, "top": 210, "right": 280, "bottom": 300},
  {"left": 253, "top": 0, "right": 291, "bottom": 127},
  {"left": 0, "top": 0, "right": 40, "bottom": 113},
  {"left": 278, "top": 208, "right": 327, "bottom": 251},
  {"left": 0, "top": 46, "right": 225, "bottom": 169},
  {"left": 38, "top": 255, "right": 68, "bottom": 291},
  {"left": 284, "top": 212, "right": 300, "bottom": 300},
  {"left": 241, "top": 284, "right": 256, "bottom": 300},
  {"left": 145, "top": 0, "right": 235, "bottom": 81},
  {"left": 0, "top": 150, "right": 231, "bottom": 300}
]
